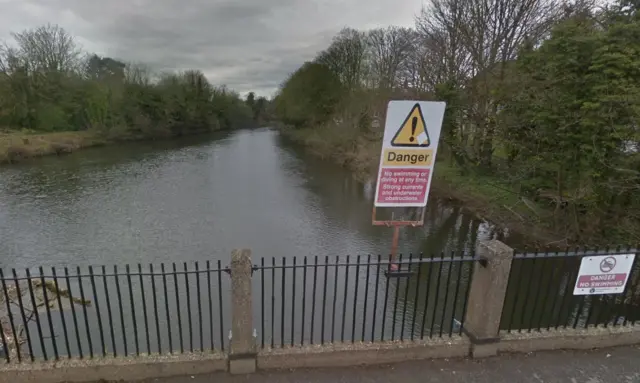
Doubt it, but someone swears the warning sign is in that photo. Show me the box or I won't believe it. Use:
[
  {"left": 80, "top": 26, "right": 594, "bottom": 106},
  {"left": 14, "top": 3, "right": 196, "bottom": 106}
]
[
  {"left": 573, "top": 254, "right": 636, "bottom": 295},
  {"left": 374, "top": 101, "right": 445, "bottom": 208},
  {"left": 390, "top": 104, "right": 430, "bottom": 147},
  {"left": 376, "top": 168, "right": 430, "bottom": 205}
]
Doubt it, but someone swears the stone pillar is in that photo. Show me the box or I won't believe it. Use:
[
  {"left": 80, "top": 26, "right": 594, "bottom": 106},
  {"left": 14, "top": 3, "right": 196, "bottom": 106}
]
[
  {"left": 463, "top": 240, "right": 514, "bottom": 358},
  {"left": 228, "top": 249, "right": 256, "bottom": 374}
]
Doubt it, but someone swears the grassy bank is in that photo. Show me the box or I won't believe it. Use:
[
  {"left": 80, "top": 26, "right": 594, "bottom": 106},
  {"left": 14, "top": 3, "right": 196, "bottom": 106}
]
[
  {"left": 281, "top": 126, "right": 564, "bottom": 246},
  {"left": 0, "top": 25, "right": 257, "bottom": 165},
  {"left": 0, "top": 131, "right": 109, "bottom": 164},
  {"left": 281, "top": 125, "right": 381, "bottom": 181},
  {"left": 430, "top": 161, "right": 564, "bottom": 246}
]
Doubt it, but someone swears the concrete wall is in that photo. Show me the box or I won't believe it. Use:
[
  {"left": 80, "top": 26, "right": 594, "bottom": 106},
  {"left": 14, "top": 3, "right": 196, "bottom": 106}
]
[
  {"left": 258, "top": 337, "right": 470, "bottom": 370},
  {"left": 499, "top": 325, "right": 640, "bottom": 354},
  {"left": 0, "top": 352, "right": 226, "bottom": 383},
  {"left": 1, "top": 326, "right": 638, "bottom": 382}
]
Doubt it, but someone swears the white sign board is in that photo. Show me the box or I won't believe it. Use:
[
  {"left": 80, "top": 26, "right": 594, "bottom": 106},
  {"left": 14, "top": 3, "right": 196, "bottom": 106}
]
[
  {"left": 373, "top": 101, "right": 446, "bottom": 208},
  {"left": 573, "top": 254, "right": 636, "bottom": 295}
]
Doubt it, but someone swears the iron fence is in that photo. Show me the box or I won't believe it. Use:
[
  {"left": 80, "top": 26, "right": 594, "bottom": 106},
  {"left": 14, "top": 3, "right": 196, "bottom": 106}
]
[
  {"left": 253, "top": 253, "right": 476, "bottom": 349},
  {"left": 0, "top": 261, "right": 230, "bottom": 363},
  {"left": 500, "top": 247, "right": 640, "bottom": 332},
  {"left": 7, "top": 245, "right": 638, "bottom": 364}
]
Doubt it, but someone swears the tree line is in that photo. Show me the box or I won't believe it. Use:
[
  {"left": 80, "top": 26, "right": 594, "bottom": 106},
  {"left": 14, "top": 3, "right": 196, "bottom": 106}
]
[
  {"left": 0, "top": 24, "right": 259, "bottom": 139},
  {"left": 275, "top": 0, "right": 640, "bottom": 243},
  {"left": 244, "top": 91, "right": 271, "bottom": 126}
]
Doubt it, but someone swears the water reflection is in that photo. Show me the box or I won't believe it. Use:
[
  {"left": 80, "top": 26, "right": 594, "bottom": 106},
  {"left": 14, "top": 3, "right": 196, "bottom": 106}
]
[{"left": 276, "top": 134, "right": 522, "bottom": 259}]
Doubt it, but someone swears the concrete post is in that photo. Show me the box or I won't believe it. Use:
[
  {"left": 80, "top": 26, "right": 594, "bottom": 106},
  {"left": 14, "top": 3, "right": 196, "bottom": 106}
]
[
  {"left": 463, "top": 239, "right": 514, "bottom": 358},
  {"left": 228, "top": 249, "right": 256, "bottom": 374}
]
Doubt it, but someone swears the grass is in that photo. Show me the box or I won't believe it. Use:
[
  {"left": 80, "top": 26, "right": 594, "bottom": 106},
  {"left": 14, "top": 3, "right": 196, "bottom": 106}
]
[
  {"left": 281, "top": 125, "right": 381, "bottom": 181},
  {"left": 433, "top": 161, "right": 526, "bottom": 214},
  {"left": 0, "top": 130, "right": 108, "bottom": 164},
  {"left": 430, "top": 161, "right": 564, "bottom": 245}
]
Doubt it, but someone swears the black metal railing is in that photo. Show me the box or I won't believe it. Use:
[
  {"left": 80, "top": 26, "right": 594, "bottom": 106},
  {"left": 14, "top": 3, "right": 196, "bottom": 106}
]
[
  {"left": 10, "top": 245, "right": 639, "bottom": 363},
  {"left": 253, "top": 253, "right": 476, "bottom": 348},
  {"left": 0, "top": 261, "right": 229, "bottom": 363},
  {"left": 500, "top": 247, "right": 640, "bottom": 332}
]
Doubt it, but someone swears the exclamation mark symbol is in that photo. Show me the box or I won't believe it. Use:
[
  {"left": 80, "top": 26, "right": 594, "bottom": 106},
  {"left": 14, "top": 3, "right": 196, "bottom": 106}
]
[{"left": 409, "top": 117, "right": 417, "bottom": 142}]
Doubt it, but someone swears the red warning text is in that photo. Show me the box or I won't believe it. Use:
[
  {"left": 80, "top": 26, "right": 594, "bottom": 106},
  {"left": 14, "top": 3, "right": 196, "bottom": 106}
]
[{"left": 375, "top": 168, "right": 430, "bottom": 205}]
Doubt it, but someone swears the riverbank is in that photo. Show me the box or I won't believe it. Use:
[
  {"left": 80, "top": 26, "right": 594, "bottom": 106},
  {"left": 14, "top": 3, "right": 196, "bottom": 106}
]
[
  {"left": 0, "top": 127, "right": 251, "bottom": 165},
  {"left": 280, "top": 126, "right": 564, "bottom": 247},
  {"left": 0, "top": 130, "right": 110, "bottom": 164}
]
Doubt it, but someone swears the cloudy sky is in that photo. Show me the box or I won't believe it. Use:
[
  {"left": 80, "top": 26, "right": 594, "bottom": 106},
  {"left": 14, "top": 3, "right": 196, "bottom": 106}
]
[{"left": 0, "top": 0, "right": 420, "bottom": 97}]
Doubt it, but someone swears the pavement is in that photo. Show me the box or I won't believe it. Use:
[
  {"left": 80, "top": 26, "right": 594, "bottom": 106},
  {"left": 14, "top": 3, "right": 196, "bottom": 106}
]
[{"left": 137, "top": 346, "right": 640, "bottom": 383}]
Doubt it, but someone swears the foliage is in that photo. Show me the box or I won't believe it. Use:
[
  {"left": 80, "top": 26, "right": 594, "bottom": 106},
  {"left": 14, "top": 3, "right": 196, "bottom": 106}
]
[
  {"left": 0, "top": 24, "right": 251, "bottom": 139},
  {"left": 275, "top": 0, "right": 640, "bottom": 244},
  {"left": 244, "top": 91, "right": 271, "bottom": 124},
  {"left": 275, "top": 62, "right": 343, "bottom": 128},
  {"left": 494, "top": 2, "right": 640, "bottom": 241}
]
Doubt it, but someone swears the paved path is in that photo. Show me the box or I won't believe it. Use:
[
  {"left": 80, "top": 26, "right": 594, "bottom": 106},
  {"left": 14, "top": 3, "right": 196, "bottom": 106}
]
[{"left": 140, "top": 346, "right": 640, "bottom": 383}]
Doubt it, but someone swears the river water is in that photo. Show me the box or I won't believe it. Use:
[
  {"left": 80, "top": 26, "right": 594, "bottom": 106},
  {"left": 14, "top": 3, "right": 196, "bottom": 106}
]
[
  {"left": 0, "top": 128, "right": 523, "bottom": 268},
  {"left": 0, "top": 128, "right": 530, "bottom": 358}
]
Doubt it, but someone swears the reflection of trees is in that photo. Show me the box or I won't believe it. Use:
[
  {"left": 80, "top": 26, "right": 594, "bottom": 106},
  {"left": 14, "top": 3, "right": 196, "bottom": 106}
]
[
  {"left": 454, "top": 212, "right": 473, "bottom": 254},
  {"left": 387, "top": 208, "right": 481, "bottom": 337},
  {"left": 276, "top": 139, "right": 383, "bottom": 238},
  {"left": 0, "top": 277, "right": 90, "bottom": 360},
  {"left": 277, "top": 135, "right": 486, "bottom": 255},
  {"left": 417, "top": 205, "right": 461, "bottom": 255}
]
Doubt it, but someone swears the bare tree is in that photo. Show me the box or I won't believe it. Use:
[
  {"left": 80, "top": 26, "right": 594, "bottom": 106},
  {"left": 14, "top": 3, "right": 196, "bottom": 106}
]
[
  {"left": 0, "top": 44, "right": 24, "bottom": 76},
  {"left": 416, "top": 0, "right": 472, "bottom": 87},
  {"left": 397, "top": 30, "right": 428, "bottom": 96},
  {"left": 124, "top": 62, "right": 153, "bottom": 86},
  {"left": 416, "top": 0, "right": 561, "bottom": 167},
  {"left": 316, "top": 28, "right": 368, "bottom": 90},
  {"left": 9, "top": 24, "right": 82, "bottom": 74},
  {"left": 366, "top": 27, "right": 414, "bottom": 90}
]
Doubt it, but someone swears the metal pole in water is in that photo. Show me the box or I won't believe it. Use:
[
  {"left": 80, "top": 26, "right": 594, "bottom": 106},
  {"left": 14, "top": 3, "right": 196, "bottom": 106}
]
[{"left": 389, "top": 225, "right": 400, "bottom": 272}]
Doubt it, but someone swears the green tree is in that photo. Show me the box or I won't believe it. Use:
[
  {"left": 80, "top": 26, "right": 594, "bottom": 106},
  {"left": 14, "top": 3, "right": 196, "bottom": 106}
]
[
  {"left": 500, "top": 2, "right": 640, "bottom": 240},
  {"left": 275, "top": 62, "right": 343, "bottom": 128},
  {"left": 0, "top": 24, "right": 252, "bottom": 139}
]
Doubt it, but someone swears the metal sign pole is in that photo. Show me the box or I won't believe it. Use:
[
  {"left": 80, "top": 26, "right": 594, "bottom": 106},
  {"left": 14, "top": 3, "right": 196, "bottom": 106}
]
[
  {"left": 389, "top": 224, "right": 400, "bottom": 271},
  {"left": 372, "top": 206, "right": 424, "bottom": 275}
]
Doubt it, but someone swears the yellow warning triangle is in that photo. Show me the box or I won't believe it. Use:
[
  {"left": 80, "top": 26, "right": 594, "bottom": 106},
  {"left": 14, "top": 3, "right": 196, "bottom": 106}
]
[{"left": 391, "top": 103, "right": 430, "bottom": 147}]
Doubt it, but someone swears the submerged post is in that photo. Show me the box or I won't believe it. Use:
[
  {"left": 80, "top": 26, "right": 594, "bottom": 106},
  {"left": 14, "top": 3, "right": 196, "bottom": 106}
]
[
  {"left": 463, "top": 240, "right": 514, "bottom": 358},
  {"left": 229, "top": 249, "right": 256, "bottom": 374}
]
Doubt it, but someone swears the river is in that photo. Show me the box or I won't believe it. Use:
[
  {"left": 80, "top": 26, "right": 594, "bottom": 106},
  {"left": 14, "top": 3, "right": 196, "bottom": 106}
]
[
  {"left": 0, "top": 128, "right": 530, "bottom": 358},
  {"left": 0, "top": 128, "right": 523, "bottom": 268}
]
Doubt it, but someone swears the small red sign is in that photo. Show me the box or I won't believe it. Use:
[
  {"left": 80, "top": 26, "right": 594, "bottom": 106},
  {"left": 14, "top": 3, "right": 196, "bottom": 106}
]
[{"left": 577, "top": 274, "right": 627, "bottom": 289}]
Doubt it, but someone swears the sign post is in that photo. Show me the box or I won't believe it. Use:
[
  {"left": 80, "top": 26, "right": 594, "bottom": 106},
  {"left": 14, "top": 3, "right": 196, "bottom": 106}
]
[
  {"left": 372, "top": 101, "right": 446, "bottom": 274},
  {"left": 573, "top": 254, "right": 636, "bottom": 295}
]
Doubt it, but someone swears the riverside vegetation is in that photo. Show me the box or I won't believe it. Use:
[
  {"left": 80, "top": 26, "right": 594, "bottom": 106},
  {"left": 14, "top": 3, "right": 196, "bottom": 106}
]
[
  {"left": 0, "top": 24, "right": 271, "bottom": 164},
  {"left": 274, "top": 0, "right": 640, "bottom": 246}
]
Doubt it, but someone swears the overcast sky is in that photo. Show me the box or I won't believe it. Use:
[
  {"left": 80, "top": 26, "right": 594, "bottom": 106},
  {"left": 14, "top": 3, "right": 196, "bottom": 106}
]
[{"left": 0, "top": 0, "right": 420, "bottom": 97}]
